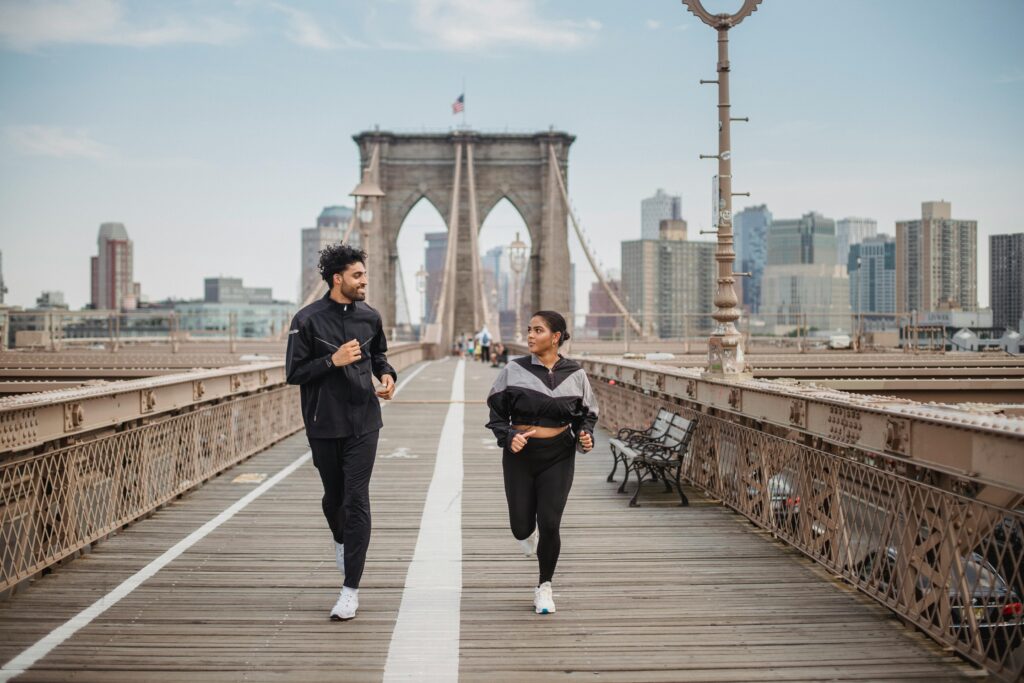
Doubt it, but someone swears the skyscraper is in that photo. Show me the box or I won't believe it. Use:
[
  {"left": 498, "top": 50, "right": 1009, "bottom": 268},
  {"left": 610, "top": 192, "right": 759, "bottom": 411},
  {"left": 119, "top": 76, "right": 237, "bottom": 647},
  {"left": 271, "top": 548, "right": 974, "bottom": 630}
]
[
  {"left": 90, "top": 222, "right": 139, "bottom": 311},
  {"left": 990, "top": 232, "right": 1024, "bottom": 331},
  {"left": 733, "top": 205, "right": 771, "bottom": 313},
  {"left": 621, "top": 222, "right": 715, "bottom": 338},
  {"left": 836, "top": 217, "right": 878, "bottom": 270},
  {"left": 300, "top": 206, "right": 353, "bottom": 302},
  {"left": 762, "top": 212, "right": 850, "bottom": 332},
  {"left": 767, "top": 211, "right": 837, "bottom": 266},
  {"left": 849, "top": 235, "right": 896, "bottom": 316},
  {"left": 896, "top": 201, "right": 977, "bottom": 313},
  {"left": 423, "top": 231, "right": 448, "bottom": 324},
  {"left": 585, "top": 269, "right": 622, "bottom": 340},
  {"left": 641, "top": 189, "right": 682, "bottom": 240}
]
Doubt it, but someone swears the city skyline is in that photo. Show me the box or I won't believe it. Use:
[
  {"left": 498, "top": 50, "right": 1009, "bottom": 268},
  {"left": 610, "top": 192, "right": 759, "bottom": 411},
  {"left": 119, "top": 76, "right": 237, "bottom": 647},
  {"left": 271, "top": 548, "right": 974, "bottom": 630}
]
[{"left": 1, "top": 1, "right": 1022, "bottom": 312}]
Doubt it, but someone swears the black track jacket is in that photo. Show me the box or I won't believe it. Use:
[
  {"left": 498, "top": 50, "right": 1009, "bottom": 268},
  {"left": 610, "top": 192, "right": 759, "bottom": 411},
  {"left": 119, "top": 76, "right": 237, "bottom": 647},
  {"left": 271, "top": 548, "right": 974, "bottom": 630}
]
[
  {"left": 285, "top": 295, "right": 397, "bottom": 439},
  {"left": 486, "top": 353, "right": 599, "bottom": 452}
]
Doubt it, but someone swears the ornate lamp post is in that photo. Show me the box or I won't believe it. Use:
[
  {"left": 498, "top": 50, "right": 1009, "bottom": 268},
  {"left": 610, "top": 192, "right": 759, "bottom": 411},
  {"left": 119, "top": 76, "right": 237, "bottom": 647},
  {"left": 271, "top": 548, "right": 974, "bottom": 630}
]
[
  {"left": 415, "top": 264, "right": 428, "bottom": 339},
  {"left": 349, "top": 168, "right": 385, "bottom": 253},
  {"left": 683, "top": 0, "right": 761, "bottom": 378},
  {"left": 508, "top": 232, "right": 528, "bottom": 343}
]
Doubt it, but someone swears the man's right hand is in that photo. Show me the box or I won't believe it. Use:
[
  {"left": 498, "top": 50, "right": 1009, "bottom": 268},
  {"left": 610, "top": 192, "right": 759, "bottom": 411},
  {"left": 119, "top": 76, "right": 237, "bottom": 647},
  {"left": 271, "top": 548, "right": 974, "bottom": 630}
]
[{"left": 332, "top": 339, "right": 362, "bottom": 367}]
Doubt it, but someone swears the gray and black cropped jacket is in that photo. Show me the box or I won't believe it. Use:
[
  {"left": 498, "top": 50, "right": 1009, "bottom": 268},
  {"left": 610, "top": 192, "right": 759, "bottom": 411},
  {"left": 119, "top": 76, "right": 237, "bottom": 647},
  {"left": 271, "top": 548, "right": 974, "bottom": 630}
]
[{"left": 485, "top": 353, "right": 599, "bottom": 452}]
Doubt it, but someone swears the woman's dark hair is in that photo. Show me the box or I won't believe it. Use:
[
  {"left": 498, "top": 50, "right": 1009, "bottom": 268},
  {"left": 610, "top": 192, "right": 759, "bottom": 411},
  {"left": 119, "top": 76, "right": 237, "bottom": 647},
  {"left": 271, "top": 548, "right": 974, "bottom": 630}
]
[
  {"left": 531, "top": 310, "right": 571, "bottom": 346},
  {"left": 318, "top": 244, "right": 367, "bottom": 285}
]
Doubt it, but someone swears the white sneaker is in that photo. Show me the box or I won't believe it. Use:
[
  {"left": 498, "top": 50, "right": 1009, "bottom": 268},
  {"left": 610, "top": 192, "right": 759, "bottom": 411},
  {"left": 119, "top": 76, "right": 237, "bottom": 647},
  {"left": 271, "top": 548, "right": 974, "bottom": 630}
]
[
  {"left": 534, "top": 581, "right": 555, "bottom": 615},
  {"left": 334, "top": 541, "right": 345, "bottom": 575},
  {"left": 330, "top": 587, "right": 358, "bottom": 621},
  {"left": 518, "top": 527, "right": 539, "bottom": 557}
]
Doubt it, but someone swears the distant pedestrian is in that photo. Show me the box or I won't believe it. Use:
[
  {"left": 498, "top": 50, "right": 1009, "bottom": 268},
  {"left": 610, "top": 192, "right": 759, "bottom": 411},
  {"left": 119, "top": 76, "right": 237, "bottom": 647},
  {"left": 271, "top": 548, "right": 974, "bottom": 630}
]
[
  {"left": 485, "top": 310, "right": 598, "bottom": 615},
  {"left": 286, "top": 244, "right": 397, "bottom": 622},
  {"left": 480, "top": 326, "right": 492, "bottom": 363}
]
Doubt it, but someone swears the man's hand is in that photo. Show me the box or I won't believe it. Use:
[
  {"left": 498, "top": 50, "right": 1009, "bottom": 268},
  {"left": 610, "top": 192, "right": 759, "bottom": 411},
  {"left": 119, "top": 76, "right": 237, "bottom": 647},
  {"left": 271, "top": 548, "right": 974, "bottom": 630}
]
[
  {"left": 331, "top": 339, "right": 361, "bottom": 367},
  {"left": 509, "top": 429, "right": 536, "bottom": 453},
  {"left": 376, "top": 374, "right": 396, "bottom": 400},
  {"left": 579, "top": 431, "right": 594, "bottom": 452}
]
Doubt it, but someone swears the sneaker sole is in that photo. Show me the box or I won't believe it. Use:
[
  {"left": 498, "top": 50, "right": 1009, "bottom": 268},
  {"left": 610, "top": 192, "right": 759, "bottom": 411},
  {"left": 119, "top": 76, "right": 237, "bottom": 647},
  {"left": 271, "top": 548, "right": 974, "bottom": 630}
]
[
  {"left": 534, "top": 608, "right": 555, "bottom": 615},
  {"left": 330, "top": 613, "right": 356, "bottom": 621}
]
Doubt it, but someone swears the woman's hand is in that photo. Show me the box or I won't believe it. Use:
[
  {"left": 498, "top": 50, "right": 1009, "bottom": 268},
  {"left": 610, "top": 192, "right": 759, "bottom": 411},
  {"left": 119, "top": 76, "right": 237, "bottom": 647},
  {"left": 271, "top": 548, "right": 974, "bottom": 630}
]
[
  {"left": 578, "top": 431, "right": 594, "bottom": 453},
  {"left": 509, "top": 429, "right": 536, "bottom": 453}
]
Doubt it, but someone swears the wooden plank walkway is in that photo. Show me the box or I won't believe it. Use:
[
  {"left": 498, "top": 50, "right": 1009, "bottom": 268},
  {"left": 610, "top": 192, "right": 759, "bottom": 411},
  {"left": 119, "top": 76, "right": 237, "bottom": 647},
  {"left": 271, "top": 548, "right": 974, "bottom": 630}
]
[{"left": 0, "top": 358, "right": 979, "bottom": 682}]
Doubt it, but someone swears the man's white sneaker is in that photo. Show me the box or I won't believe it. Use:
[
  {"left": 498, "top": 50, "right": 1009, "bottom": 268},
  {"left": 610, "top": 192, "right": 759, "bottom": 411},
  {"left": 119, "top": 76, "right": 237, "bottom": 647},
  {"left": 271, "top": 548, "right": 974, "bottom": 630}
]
[
  {"left": 334, "top": 541, "right": 345, "bottom": 575},
  {"left": 534, "top": 581, "right": 555, "bottom": 615},
  {"left": 330, "top": 587, "right": 358, "bottom": 621},
  {"left": 518, "top": 527, "right": 539, "bottom": 557}
]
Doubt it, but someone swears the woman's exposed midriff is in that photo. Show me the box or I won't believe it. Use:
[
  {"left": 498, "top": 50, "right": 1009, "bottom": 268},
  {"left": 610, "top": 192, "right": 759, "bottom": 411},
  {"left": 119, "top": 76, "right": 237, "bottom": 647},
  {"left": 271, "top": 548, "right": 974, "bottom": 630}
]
[{"left": 512, "top": 424, "right": 569, "bottom": 439}]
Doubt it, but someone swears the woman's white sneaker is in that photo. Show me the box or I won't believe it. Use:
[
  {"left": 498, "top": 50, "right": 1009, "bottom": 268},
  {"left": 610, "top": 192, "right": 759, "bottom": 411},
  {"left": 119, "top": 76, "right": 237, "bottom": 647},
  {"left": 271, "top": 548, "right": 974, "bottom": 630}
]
[
  {"left": 330, "top": 587, "right": 358, "bottom": 621},
  {"left": 534, "top": 581, "right": 555, "bottom": 615},
  {"left": 518, "top": 527, "right": 539, "bottom": 556}
]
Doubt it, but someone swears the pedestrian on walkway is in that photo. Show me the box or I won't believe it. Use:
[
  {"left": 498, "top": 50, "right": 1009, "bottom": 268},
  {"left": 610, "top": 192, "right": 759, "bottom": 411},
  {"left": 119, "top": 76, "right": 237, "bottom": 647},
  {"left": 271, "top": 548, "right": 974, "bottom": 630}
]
[
  {"left": 485, "top": 310, "right": 598, "bottom": 615},
  {"left": 479, "top": 326, "right": 492, "bottom": 363},
  {"left": 286, "top": 244, "right": 397, "bottom": 622}
]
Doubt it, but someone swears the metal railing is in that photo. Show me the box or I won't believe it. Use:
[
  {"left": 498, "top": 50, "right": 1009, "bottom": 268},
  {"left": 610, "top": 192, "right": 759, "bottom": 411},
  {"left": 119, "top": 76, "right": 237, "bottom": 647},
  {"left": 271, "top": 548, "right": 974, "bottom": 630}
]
[
  {"left": 0, "top": 342, "right": 430, "bottom": 596},
  {"left": 587, "top": 360, "right": 1024, "bottom": 680}
]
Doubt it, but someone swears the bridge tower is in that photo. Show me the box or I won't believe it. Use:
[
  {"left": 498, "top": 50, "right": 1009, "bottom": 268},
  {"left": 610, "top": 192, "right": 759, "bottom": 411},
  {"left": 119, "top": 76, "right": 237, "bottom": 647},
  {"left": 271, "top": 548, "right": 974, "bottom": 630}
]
[{"left": 353, "top": 130, "right": 574, "bottom": 347}]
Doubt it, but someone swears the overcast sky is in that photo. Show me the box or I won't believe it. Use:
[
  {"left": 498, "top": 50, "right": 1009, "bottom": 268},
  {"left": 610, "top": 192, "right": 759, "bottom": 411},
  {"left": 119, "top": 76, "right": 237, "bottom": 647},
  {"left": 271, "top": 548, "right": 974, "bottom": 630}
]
[{"left": 1, "top": 0, "right": 1022, "bottom": 316}]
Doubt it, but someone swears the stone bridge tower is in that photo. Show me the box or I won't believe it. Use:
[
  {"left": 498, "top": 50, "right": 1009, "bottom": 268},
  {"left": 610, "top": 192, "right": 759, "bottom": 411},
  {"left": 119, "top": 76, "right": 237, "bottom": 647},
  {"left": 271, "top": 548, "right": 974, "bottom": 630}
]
[{"left": 353, "top": 130, "right": 574, "bottom": 346}]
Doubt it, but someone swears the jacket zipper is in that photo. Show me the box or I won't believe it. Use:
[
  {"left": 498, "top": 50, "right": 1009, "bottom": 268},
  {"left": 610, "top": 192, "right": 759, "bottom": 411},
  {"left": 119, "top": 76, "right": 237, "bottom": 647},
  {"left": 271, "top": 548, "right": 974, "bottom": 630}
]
[{"left": 313, "top": 386, "right": 322, "bottom": 422}]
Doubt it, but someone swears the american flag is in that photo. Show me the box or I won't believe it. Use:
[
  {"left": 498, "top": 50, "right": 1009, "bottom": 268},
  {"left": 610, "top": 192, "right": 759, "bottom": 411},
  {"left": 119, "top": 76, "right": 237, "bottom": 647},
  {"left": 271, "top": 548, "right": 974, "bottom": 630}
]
[{"left": 452, "top": 94, "right": 464, "bottom": 114}]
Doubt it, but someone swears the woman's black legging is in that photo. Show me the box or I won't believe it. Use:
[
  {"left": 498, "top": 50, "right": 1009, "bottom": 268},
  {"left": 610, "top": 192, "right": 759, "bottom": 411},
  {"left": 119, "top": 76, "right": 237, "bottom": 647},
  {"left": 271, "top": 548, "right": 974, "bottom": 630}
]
[{"left": 502, "top": 430, "right": 576, "bottom": 585}]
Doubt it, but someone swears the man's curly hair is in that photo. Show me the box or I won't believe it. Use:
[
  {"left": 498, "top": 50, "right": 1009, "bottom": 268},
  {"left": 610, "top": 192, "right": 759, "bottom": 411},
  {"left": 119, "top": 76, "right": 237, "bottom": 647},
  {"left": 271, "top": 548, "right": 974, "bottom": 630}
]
[{"left": 318, "top": 243, "right": 367, "bottom": 285}]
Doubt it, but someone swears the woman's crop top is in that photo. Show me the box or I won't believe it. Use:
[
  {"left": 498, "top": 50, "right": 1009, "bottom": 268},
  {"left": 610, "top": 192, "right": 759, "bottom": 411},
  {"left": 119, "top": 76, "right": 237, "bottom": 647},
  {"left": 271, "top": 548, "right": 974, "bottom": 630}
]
[{"left": 485, "top": 353, "right": 599, "bottom": 451}]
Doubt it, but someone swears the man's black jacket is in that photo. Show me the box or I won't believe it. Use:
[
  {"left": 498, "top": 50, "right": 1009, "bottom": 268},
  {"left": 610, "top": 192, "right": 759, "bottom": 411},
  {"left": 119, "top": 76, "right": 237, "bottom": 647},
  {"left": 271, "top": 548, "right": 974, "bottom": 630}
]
[{"left": 285, "top": 295, "right": 397, "bottom": 439}]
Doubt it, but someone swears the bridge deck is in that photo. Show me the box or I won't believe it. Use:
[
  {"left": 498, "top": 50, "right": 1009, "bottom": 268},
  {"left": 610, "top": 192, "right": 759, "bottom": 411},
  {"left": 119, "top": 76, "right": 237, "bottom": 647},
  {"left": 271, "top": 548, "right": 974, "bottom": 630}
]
[{"left": 0, "top": 359, "right": 978, "bottom": 682}]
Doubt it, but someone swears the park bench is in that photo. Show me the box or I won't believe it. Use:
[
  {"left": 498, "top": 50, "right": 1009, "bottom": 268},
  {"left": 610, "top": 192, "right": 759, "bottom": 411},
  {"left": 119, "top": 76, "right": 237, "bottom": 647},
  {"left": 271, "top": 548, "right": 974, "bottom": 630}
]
[
  {"left": 607, "top": 408, "right": 675, "bottom": 483},
  {"left": 619, "top": 414, "right": 696, "bottom": 508}
]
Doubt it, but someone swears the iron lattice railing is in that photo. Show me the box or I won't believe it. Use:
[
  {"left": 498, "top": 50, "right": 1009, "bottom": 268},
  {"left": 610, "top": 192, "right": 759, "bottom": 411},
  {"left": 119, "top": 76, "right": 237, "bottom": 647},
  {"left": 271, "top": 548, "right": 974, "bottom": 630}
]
[
  {"left": 0, "top": 386, "right": 302, "bottom": 594},
  {"left": 593, "top": 380, "right": 1024, "bottom": 681}
]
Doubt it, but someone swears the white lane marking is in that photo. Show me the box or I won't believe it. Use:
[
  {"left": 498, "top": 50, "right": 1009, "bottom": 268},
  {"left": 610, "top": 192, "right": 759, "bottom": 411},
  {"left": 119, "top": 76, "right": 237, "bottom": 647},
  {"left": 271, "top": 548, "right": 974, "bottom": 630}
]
[
  {"left": 382, "top": 359, "right": 432, "bottom": 405},
  {"left": 383, "top": 358, "right": 464, "bottom": 682},
  {"left": 0, "top": 357, "right": 434, "bottom": 682},
  {"left": 0, "top": 450, "right": 312, "bottom": 682}
]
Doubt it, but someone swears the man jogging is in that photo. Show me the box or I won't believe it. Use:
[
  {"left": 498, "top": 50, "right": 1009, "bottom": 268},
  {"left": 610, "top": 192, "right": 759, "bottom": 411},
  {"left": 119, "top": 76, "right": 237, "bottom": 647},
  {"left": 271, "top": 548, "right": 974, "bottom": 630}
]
[{"left": 286, "top": 244, "right": 396, "bottom": 622}]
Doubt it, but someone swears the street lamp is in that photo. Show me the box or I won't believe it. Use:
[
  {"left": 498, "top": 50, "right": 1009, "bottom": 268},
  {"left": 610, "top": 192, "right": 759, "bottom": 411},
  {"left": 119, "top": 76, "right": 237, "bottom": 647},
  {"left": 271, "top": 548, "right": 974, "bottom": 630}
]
[
  {"left": 508, "top": 232, "right": 528, "bottom": 343},
  {"left": 349, "top": 168, "right": 385, "bottom": 252},
  {"left": 415, "top": 264, "right": 428, "bottom": 339},
  {"left": 684, "top": 0, "right": 762, "bottom": 379}
]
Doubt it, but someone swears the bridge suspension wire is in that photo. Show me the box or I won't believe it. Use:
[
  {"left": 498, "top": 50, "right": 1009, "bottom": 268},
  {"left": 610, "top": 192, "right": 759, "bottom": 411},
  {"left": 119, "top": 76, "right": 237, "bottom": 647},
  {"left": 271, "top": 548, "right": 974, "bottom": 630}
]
[
  {"left": 547, "top": 145, "right": 644, "bottom": 338},
  {"left": 465, "top": 142, "right": 496, "bottom": 338},
  {"left": 432, "top": 141, "right": 464, "bottom": 347}
]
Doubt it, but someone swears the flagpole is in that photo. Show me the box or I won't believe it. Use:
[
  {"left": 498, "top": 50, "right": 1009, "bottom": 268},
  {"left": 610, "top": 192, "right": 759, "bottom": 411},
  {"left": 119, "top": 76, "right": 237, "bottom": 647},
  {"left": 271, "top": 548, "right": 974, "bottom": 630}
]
[{"left": 461, "top": 77, "right": 466, "bottom": 129}]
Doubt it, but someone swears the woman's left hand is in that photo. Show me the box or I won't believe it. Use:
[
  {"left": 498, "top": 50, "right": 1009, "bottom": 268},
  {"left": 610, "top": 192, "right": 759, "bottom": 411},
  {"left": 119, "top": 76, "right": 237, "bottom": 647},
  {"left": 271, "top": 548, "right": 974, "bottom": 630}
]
[{"left": 579, "top": 431, "right": 593, "bottom": 452}]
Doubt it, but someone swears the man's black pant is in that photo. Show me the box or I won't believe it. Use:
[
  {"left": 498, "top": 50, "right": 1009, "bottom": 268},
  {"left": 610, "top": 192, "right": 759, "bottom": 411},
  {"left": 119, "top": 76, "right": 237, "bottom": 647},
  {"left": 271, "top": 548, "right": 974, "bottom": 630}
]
[
  {"left": 309, "top": 430, "right": 379, "bottom": 589},
  {"left": 481, "top": 345, "right": 491, "bottom": 362}
]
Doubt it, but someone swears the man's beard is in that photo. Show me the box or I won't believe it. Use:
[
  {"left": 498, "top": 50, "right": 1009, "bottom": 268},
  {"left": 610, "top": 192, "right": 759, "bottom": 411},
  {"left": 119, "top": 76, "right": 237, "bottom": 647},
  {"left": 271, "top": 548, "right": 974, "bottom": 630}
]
[{"left": 342, "top": 283, "right": 366, "bottom": 301}]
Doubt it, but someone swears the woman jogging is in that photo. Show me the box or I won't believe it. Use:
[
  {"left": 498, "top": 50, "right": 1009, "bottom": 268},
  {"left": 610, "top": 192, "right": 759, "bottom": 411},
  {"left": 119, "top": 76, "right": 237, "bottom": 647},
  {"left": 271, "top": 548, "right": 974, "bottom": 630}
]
[{"left": 485, "top": 311, "right": 598, "bottom": 615}]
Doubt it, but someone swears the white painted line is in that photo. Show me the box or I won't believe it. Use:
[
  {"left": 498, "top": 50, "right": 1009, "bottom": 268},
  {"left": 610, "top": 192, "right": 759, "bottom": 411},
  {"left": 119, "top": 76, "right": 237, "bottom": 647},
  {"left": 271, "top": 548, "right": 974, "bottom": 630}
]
[
  {"left": 1, "top": 357, "right": 433, "bottom": 682},
  {"left": 383, "top": 358, "right": 464, "bottom": 682},
  {"left": 0, "top": 449, "right": 312, "bottom": 683},
  {"left": 384, "top": 359, "right": 432, "bottom": 405}
]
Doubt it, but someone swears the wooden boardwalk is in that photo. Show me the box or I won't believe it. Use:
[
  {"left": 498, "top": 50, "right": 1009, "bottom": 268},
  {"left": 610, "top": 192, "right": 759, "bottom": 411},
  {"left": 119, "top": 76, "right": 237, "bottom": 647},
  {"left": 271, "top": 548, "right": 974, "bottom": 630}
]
[{"left": 0, "top": 359, "right": 979, "bottom": 682}]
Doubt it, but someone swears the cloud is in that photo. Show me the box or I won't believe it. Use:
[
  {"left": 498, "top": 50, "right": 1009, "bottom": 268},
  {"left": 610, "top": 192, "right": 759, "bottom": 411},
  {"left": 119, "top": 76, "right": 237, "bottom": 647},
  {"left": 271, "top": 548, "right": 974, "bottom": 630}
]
[
  {"left": 0, "top": 0, "right": 245, "bottom": 51},
  {"left": 5, "top": 125, "right": 112, "bottom": 159},
  {"left": 267, "top": 2, "right": 336, "bottom": 50},
  {"left": 646, "top": 19, "right": 661, "bottom": 30},
  {"left": 409, "top": 0, "right": 601, "bottom": 51}
]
